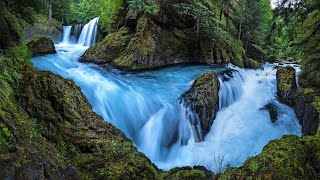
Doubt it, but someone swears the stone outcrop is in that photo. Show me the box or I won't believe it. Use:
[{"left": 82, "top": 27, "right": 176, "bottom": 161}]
[
  {"left": 17, "top": 70, "right": 158, "bottom": 179},
  {"left": 276, "top": 67, "right": 320, "bottom": 136},
  {"left": 294, "top": 88, "right": 320, "bottom": 136},
  {"left": 276, "top": 66, "right": 297, "bottom": 106},
  {"left": 27, "top": 36, "right": 56, "bottom": 56},
  {"left": 81, "top": 0, "right": 244, "bottom": 70},
  {"left": 180, "top": 71, "right": 219, "bottom": 141},
  {"left": 219, "top": 135, "right": 320, "bottom": 179}
]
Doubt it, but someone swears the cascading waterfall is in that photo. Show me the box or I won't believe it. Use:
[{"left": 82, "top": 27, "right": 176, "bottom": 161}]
[
  {"left": 60, "top": 17, "right": 99, "bottom": 46},
  {"left": 78, "top": 17, "right": 99, "bottom": 47},
  {"left": 218, "top": 70, "right": 245, "bottom": 109},
  {"left": 62, "top": 26, "right": 72, "bottom": 43},
  {"left": 32, "top": 44, "right": 302, "bottom": 173}
]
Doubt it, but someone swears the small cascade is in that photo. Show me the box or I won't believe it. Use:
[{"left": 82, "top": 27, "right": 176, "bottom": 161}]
[
  {"left": 78, "top": 17, "right": 99, "bottom": 47},
  {"left": 60, "top": 17, "right": 99, "bottom": 47},
  {"left": 62, "top": 26, "right": 72, "bottom": 44},
  {"left": 218, "top": 70, "right": 244, "bottom": 109}
]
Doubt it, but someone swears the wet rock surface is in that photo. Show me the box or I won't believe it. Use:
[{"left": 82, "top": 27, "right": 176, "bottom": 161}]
[{"left": 180, "top": 71, "right": 219, "bottom": 141}]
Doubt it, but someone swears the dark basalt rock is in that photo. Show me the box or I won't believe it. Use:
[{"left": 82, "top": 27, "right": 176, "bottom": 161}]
[
  {"left": 27, "top": 36, "right": 56, "bottom": 56},
  {"left": 261, "top": 103, "right": 278, "bottom": 123},
  {"left": 294, "top": 89, "right": 320, "bottom": 136},
  {"left": 180, "top": 71, "right": 219, "bottom": 142},
  {"left": 276, "top": 66, "right": 297, "bottom": 106}
]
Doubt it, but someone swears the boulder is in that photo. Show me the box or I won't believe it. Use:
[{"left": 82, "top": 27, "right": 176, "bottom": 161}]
[
  {"left": 27, "top": 36, "right": 56, "bottom": 56},
  {"left": 261, "top": 103, "right": 278, "bottom": 123},
  {"left": 180, "top": 71, "right": 219, "bottom": 141},
  {"left": 276, "top": 66, "right": 297, "bottom": 106}
]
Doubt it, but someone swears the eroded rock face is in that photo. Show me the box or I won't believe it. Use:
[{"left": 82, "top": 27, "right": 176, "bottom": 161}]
[
  {"left": 27, "top": 36, "right": 56, "bottom": 56},
  {"left": 180, "top": 71, "right": 219, "bottom": 141},
  {"left": 82, "top": 15, "right": 198, "bottom": 70},
  {"left": 294, "top": 89, "right": 320, "bottom": 136},
  {"left": 276, "top": 66, "right": 297, "bottom": 106},
  {"left": 20, "top": 71, "right": 158, "bottom": 179},
  {"left": 81, "top": 0, "right": 244, "bottom": 70}
]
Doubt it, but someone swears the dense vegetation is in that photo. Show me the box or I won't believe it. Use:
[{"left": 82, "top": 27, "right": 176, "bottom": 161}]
[{"left": 0, "top": 0, "right": 320, "bottom": 178}]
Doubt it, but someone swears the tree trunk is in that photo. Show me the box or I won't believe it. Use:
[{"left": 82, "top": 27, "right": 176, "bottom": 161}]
[
  {"left": 48, "top": 0, "right": 52, "bottom": 24},
  {"left": 238, "top": 22, "right": 242, "bottom": 40}
]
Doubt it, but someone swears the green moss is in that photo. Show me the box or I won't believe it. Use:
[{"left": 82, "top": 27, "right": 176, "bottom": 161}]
[
  {"left": 27, "top": 36, "right": 56, "bottom": 56},
  {"left": 161, "top": 167, "right": 207, "bottom": 180},
  {"left": 244, "top": 58, "right": 261, "bottom": 69},
  {"left": 219, "top": 135, "right": 319, "bottom": 179}
]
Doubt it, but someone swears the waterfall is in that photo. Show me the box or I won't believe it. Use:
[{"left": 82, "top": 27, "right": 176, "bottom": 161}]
[
  {"left": 62, "top": 26, "right": 72, "bottom": 44},
  {"left": 78, "top": 17, "right": 99, "bottom": 47},
  {"left": 218, "top": 70, "right": 245, "bottom": 109},
  {"left": 60, "top": 17, "right": 99, "bottom": 47},
  {"left": 32, "top": 47, "right": 302, "bottom": 173}
]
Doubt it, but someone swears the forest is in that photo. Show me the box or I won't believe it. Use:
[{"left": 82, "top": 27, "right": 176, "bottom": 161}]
[{"left": 0, "top": 0, "right": 320, "bottom": 179}]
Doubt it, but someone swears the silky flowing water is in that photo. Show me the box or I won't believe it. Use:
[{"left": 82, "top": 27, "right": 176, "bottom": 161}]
[
  {"left": 32, "top": 44, "right": 301, "bottom": 173},
  {"left": 31, "top": 18, "right": 301, "bottom": 173}
]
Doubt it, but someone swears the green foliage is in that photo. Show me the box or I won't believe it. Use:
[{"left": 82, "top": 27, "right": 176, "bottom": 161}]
[
  {"left": 0, "top": 125, "right": 12, "bottom": 147},
  {"left": 127, "top": 0, "right": 159, "bottom": 19},
  {"left": 249, "top": 161, "right": 259, "bottom": 173},
  {"left": 69, "top": 0, "right": 123, "bottom": 32},
  {"left": 273, "top": 0, "right": 320, "bottom": 87},
  {"left": 175, "top": 1, "right": 244, "bottom": 66}
]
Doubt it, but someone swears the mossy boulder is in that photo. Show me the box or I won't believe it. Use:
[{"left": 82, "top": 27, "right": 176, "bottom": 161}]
[
  {"left": 276, "top": 66, "right": 297, "bottom": 106},
  {"left": 180, "top": 71, "right": 219, "bottom": 141},
  {"left": 81, "top": 27, "right": 131, "bottom": 64},
  {"left": 27, "top": 36, "right": 56, "bottom": 56}
]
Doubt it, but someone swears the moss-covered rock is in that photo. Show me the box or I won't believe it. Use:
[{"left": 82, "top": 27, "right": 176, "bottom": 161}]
[
  {"left": 161, "top": 167, "right": 212, "bottom": 180},
  {"left": 294, "top": 88, "right": 320, "bottom": 136},
  {"left": 276, "top": 66, "right": 297, "bottom": 106},
  {"left": 81, "top": 27, "right": 131, "bottom": 64},
  {"left": 218, "top": 135, "right": 319, "bottom": 179},
  {"left": 180, "top": 71, "right": 219, "bottom": 141},
  {"left": 243, "top": 58, "right": 261, "bottom": 69},
  {"left": 81, "top": 0, "right": 244, "bottom": 70},
  {"left": 27, "top": 36, "right": 56, "bottom": 56},
  {"left": 19, "top": 71, "right": 159, "bottom": 179}
]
